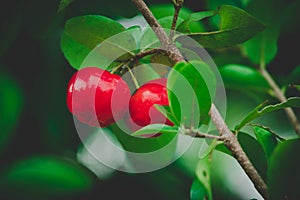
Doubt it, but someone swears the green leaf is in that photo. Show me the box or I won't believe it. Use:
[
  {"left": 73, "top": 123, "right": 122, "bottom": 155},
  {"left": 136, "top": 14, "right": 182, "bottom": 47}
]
[
  {"left": 235, "top": 97, "right": 300, "bottom": 131},
  {"left": 1, "top": 156, "right": 94, "bottom": 198},
  {"left": 177, "top": 5, "right": 265, "bottom": 49},
  {"left": 242, "top": 0, "right": 286, "bottom": 65},
  {"left": 154, "top": 105, "right": 178, "bottom": 126},
  {"left": 290, "top": 66, "right": 300, "bottom": 84},
  {"left": 131, "top": 124, "right": 178, "bottom": 136},
  {"left": 58, "top": 0, "right": 76, "bottom": 13},
  {"left": 110, "top": 123, "right": 178, "bottom": 154},
  {"left": 243, "top": 29, "right": 278, "bottom": 65},
  {"left": 219, "top": 64, "right": 271, "bottom": 92},
  {"left": 190, "top": 156, "right": 212, "bottom": 200},
  {"left": 190, "top": 179, "right": 209, "bottom": 200},
  {"left": 61, "top": 15, "right": 135, "bottom": 69},
  {"left": 0, "top": 70, "right": 23, "bottom": 153},
  {"left": 167, "top": 61, "right": 216, "bottom": 127},
  {"left": 64, "top": 15, "right": 124, "bottom": 49},
  {"left": 177, "top": 11, "right": 216, "bottom": 33},
  {"left": 268, "top": 139, "right": 300, "bottom": 199},
  {"left": 215, "top": 142, "right": 232, "bottom": 156},
  {"left": 238, "top": 132, "right": 268, "bottom": 181},
  {"left": 253, "top": 126, "right": 278, "bottom": 159},
  {"left": 150, "top": 4, "right": 192, "bottom": 19}
]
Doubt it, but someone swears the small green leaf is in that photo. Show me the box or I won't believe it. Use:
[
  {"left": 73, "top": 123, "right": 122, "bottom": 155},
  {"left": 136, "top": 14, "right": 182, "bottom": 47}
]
[
  {"left": 58, "top": 0, "right": 76, "bottom": 13},
  {"left": 61, "top": 15, "right": 135, "bottom": 69},
  {"left": 167, "top": 61, "right": 216, "bottom": 127},
  {"left": 219, "top": 64, "right": 271, "bottom": 92},
  {"left": 268, "top": 139, "right": 300, "bottom": 199},
  {"left": 110, "top": 123, "right": 178, "bottom": 154},
  {"left": 131, "top": 124, "right": 178, "bottom": 136},
  {"left": 235, "top": 97, "right": 300, "bottom": 131},
  {"left": 190, "top": 156, "right": 212, "bottom": 200},
  {"left": 177, "top": 5, "right": 265, "bottom": 49},
  {"left": 154, "top": 105, "right": 178, "bottom": 126},
  {"left": 177, "top": 11, "right": 216, "bottom": 33},
  {"left": 238, "top": 132, "right": 268, "bottom": 181},
  {"left": 1, "top": 156, "right": 94, "bottom": 198},
  {"left": 215, "top": 142, "right": 232, "bottom": 156},
  {"left": 150, "top": 4, "right": 190, "bottom": 19},
  {"left": 190, "top": 179, "right": 211, "bottom": 200},
  {"left": 253, "top": 126, "right": 278, "bottom": 159},
  {"left": 290, "top": 66, "right": 300, "bottom": 84}
]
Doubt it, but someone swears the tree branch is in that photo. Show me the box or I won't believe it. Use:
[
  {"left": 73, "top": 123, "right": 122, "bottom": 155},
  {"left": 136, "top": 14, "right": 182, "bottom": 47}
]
[
  {"left": 132, "top": 0, "right": 269, "bottom": 198},
  {"left": 132, "top": 0, "right": 185, "bottom": 63},
  {"left": 209, "top": 105, "right": 269, "bottom": 199},
  {"left": 130, "top": 48, "right": 164, "bottom": 63},
  {"left": 259, "top": 68, "right": 300, "bottom": 136}
]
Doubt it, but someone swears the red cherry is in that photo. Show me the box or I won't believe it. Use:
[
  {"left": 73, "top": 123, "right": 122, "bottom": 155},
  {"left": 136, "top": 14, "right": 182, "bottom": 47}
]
[
  {"left": 67, "top": 67, "right": 130, "bottom": 127},
  {"left": 128, "top": 78, "right": 173, "bottom": 136}
]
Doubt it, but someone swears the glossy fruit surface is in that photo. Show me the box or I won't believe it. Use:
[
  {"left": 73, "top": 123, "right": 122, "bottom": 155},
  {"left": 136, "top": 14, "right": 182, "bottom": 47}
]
[
  {"left": 128, "top": 78, "right": 173, "bottom": 131},
  {"left": 67, "top": 67, "right": 130, "bottom": 127}
]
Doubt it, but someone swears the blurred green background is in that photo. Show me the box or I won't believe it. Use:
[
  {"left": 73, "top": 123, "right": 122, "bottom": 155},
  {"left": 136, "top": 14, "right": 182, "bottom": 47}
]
[{"left": 0, "top": 0, "right": 299, "bottom": 199}]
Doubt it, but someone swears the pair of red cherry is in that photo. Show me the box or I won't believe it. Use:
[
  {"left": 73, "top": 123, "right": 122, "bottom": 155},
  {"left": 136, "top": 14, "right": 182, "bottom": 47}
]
[{"left": 66, "top": 67, "right": 173, "bottom": 134}]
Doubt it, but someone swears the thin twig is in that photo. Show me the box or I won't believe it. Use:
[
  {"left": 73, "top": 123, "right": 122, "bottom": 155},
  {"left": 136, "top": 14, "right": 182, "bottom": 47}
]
[
  {"left": 125, "top": 65, "right": 140, "bottom": 89},
  {"left": 131, "top": 0, "right": 269, "bottom": 198},
  {"left": 259, "top": 68, "right": 300, "bottom": 136},
  {"left": 170, "top": 0, "right": 184, "bottom": 39},
  {"left": 179, "top": 126, "right": 226, "bottom": 140}
]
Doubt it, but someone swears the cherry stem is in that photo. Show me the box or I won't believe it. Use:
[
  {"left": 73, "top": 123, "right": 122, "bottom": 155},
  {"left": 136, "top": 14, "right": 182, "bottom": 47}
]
[
  {"left": 110, "top": 61, "right": 130, "bottom": 74},
  {"left": 125, "top": 65, "right": 140, "bottom": 89}
]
